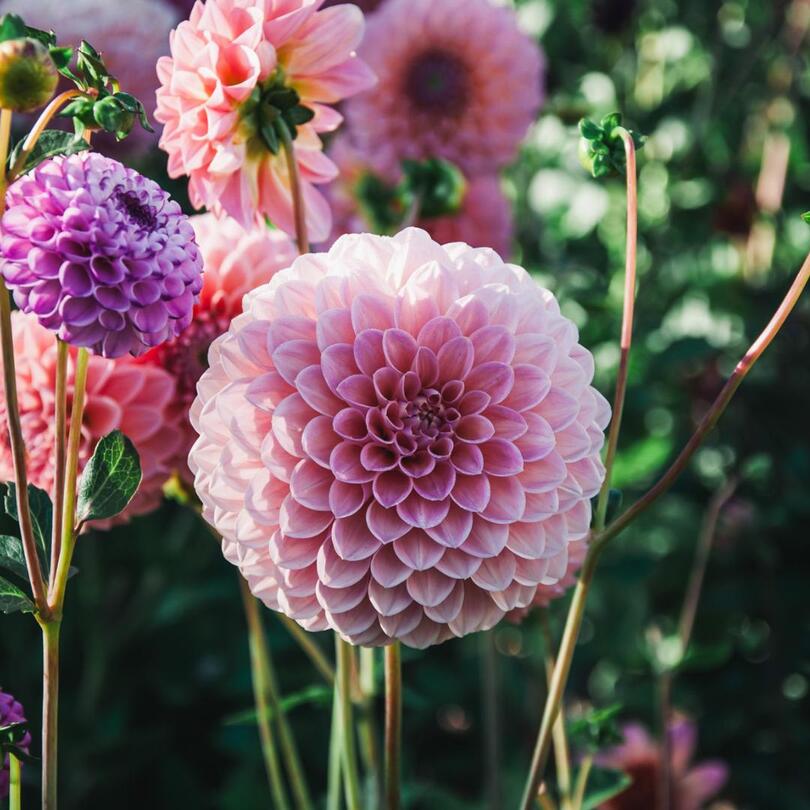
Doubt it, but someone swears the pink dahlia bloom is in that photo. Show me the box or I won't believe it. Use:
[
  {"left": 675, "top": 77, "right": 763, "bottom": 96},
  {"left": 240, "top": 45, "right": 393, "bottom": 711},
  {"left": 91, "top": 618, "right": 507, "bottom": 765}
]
[
  {"left": 321, "top": 136, "right": 514, "bottom": 258},
  {"left": 155, "top": 0, "right": 376, "bottom": 242},
  {"left": 597, "top": 718, "right": 728, "bottom": 810},
  {"left": 191, "top": 229, "right": 609, "bottom": 647},
  {"left": 0, "top": 313, "right": 183, "bottom": 525},
  {"left": 2, "top": 0, "right": 177, "bottom": 150},
  {"left": 346, "top": 0, "right": 544, "bottom": 177},
  {"left": 140, "top": 214, "right": 297, "bottom": 481}
]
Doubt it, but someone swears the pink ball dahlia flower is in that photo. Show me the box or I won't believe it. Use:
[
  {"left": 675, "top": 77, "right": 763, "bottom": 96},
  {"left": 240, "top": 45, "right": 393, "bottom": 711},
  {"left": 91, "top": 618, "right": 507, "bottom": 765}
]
[
  {"left": 0, "top": 312, "right": 183, "bottom": 524},
  {"left": 0, "top": 688, "right": 30, "bottom": 800},
  {"left": 346, "top": 0, "right": 544, "bottom": 177},
  {"left": 0, "top": 152, "right": 203, "bottom": 359},
  {"left": 155, "top": 0, "right": 376, "bottom": 242},
  {"left": 139, "top": 214, "right": 297, "bottom": 481},
  {"left": 1, "top": 0, "right": 177, "bottom": 149},
  {"left": 596, "top": 717, "right": 728, "bottom": 810},
  {"left": 321, "top": 136, "right": 514, "bottom": 258},
  {"left": 190, "top": 229, "right": 609, "bottom": 647}
]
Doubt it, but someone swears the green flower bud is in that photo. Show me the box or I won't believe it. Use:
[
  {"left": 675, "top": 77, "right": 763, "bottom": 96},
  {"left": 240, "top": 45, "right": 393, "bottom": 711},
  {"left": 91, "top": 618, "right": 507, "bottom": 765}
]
[{"left": 0, "top": 38, "right": 58, "bottom": 113}]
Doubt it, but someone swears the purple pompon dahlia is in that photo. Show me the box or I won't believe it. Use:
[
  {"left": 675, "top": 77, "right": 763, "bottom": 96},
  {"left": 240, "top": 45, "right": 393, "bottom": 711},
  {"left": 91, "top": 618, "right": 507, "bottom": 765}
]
[
  {"left": 0, "top": 152, "right": 203, "bottom": 359},
  {"left": 0, "top": 688, "right": 31, "bottom": 800},
  {"left": 190, "top": 229, "right": 609, "bottom": 648}
]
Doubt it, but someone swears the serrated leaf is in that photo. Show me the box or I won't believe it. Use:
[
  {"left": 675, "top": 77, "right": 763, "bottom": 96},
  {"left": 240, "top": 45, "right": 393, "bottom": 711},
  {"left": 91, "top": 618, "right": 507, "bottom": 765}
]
[
  {"left": 3, "top": 484, "right": 51, "bottom": 574},
  {"left": 0, "top": 535, "right": 27, "bottom": 580},
  {"left": 0, "top": 575, "right": 35, "bottom": 614},
  {"left": 8, "top": 129, "right": 90, "bottom": 177},
  {"left": 581, "top": 766, "right": 632, "bottom": 809},
  {"left": 76, "top": 431, "right": 142, "bottom": 523},
  {"left": 223, "top": 684, "right": 333, "bottom": 726}
]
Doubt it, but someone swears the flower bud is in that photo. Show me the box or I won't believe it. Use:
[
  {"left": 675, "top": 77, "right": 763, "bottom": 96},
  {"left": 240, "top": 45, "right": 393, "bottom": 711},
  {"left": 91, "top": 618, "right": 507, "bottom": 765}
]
[{"left": 0, "top": 37, "right": 58, "bottom": 113}]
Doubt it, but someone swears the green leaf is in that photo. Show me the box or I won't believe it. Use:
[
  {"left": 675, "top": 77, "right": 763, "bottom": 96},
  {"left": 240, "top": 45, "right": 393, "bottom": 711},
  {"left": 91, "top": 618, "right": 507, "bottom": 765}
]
[
  {"left": 579, "top": 118, "right": 602, "bottom": 140},
  {"left": 48, "top": 45, "right": 73, "bottom": 71},
  {"left": 0, "top": 14, "right": 28, "bottom": 43},
  {"left": 0, "top": 535, "right": 27, "bottom": 580},
  {"left": 223, "top": 684, "right": 333, "bottom": 726},
  {"left": 3, "top": 484, "right": 51, "bottom": 573},
  {"left": 24, "top": 25, "right": 57, "bottom": 48},
  {"left": 76, "top": 431, "right": 142, "bottom": 524},
  {"left": 0, "top": 575, "right": 35, "bottom": 614},
  {"left": 8, "top": 129, "right": 90, "bottom": 176},
  {"left": 568, "top": 703, "right": 624, "bottom": 753},
  {"left": 581, "top": 766, "right": 632, "bottom": 809},
  {"left": 802, "top": 211, "right": 810, "bottom": 225}
]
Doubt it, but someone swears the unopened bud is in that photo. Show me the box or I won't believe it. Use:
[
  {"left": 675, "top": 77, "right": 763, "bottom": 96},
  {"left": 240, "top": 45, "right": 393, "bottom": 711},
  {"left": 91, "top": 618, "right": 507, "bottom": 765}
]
[{"left": 0, "top": 38, "right": 58, "bottom": 113}]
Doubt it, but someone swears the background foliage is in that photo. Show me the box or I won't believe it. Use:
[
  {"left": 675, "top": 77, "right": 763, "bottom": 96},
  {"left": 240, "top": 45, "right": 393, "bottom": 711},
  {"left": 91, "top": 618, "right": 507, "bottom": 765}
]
[{"left": 2, "top": 0, "right": 810, "bottom": 807}]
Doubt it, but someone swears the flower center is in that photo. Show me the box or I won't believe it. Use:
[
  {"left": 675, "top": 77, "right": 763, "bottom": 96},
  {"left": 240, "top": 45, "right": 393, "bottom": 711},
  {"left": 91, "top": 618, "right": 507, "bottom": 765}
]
[
  {"left": 113, "top": 188, "right": 157, "bottom": 230},
  {"left": 404, "top": 49, "right": 470, "bottom": 116}
]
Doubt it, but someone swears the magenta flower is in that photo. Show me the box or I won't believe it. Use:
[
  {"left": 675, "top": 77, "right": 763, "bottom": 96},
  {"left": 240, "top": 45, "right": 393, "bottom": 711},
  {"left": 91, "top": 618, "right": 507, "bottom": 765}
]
[
  {"left": 0, "top": 313, "right": 184, "bottom": 525},
  {"left": 140, "top": 214, "right": 297, "bottom": 481},
  {"left": 346, "top": 0, "right": 544, "bottom": 177},
  {"left": 0, "top": 688, "right": 31, "bottom": 800},
  {"left": 0, "top": 152, "right": 203, "bottom": 359},
  {"left": 191, "top": 229, "right": 609, "bottom": 647},
  {"left": 155, "top": 0, "right": 376, "bottom": 242},
  {"left": 597, "top": 717, "right": 728, "bottom": 810}
]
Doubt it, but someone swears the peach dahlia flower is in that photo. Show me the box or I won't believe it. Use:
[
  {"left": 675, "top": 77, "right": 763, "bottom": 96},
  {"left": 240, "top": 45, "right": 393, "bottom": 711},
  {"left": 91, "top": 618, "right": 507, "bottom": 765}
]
[
  {"left": 191, "top": 229, "right": 609, "bottom": 647},
  {"left": 155, "top": 0, "right": 376, "bottom": 242}
]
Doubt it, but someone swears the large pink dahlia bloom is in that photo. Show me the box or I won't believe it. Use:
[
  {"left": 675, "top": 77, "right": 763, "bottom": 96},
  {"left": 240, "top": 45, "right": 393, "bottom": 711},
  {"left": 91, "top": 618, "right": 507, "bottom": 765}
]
[
  {"left": 191, "top": 229, "right": 609, "bottom": 647},
  {"left": 346, "top": 0, "right": 544, "bottom": 177},
  {"left": 0, "top": 313, "right": 182, "bottom": 524},
  {"left": 140, "top": 214, "right": 297, "bottom": 481},
  {"left": 155, "top": 0, "right": 376, "bottom": 242}
]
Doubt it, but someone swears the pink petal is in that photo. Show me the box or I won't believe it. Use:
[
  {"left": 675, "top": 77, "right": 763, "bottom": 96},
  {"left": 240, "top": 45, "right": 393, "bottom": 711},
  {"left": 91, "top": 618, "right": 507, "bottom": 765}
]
[
  {"left": 425, "top": 503, "right": 474, "bottom": 548},
  {"left": 336, "top": 374, "right": 378, "bottom": 409},
  {"left": 472, "top": 551, "right": 517, "bottom": 591},
  {"left": 383, "top": 328, "right": 418, "bottom": 372},
  {"left": 435, "top": 548, "right": 482, "bottom": 579},
  {"left": 329, "top": 481, "right": 368, "bottom": 518},
  {"left": 450, "top": 442, "right": 484, "bottom": 475},
  {"left": 301, "top": 414, "right": 341, "bottom": 468},
  {"left": 450, "top": 473, "right": 491, "bottom": 512},
  {"left": 368, "top": 579, "right": 412, "bottom": 616},
  {"left": 437, "top": 336, "right": 475, "bottom": 382},
  {"left": 396, "top": 493, "right": 451, "bottom": 529},
  {"left": 353, "top": 329, "right": 386, "bottom": 375},
  {"left": 351, "top": 293, "right": 394, "bottom": 333},
  {"left": 290, "top": 459, "right": 332, "bottom": 511},
  {"left": 406, "top": 569, "right": 456, "bottom": 607},
  {"left": 464, "top": 517, "right": 509, "bottom": 558},
  {"left": 464, "top": 362, "right": 514, "bottom": 404},
  {"left": 502, "top": 365, "right": 551, "bottom": 412},
  {"left": 516, "top": 413, "right": 555, "bottom": 461},
  {"left": 279, "top": 495, "right": 333, "bottom": 538},
  {"left": 366, "top": 500, "right": 411, "bottom": 543},
  {"left": 272, "top": 339, "right": 320, "bottom": 385},
  {"left": 372, "top": 469, "right": 413, "bottom": 508},
  {"left": 471, "top": 325, "right": 516, "bottom": 365},
  {"left": 317, "top": 540, "right": 370, "bottom": 588},
  {"left": 332, "top": 512, "right": 381, "bottom": 561},
  {"left": 330, "top": 441, "right": 375, "bottom": 483},
  {"left": 393, "top": 530, "right": 445, "bottom": 570},
  {"left": 520, "top": 453, "right": 567, "bottom": 494},
  {"left": 481, "top": 439, "right": 524, "bottom": 476},
  {"left": 370, "top": 544, "right": 411, "bottom": 587},
  {"left": 296, "top": 365, "right": 343, "bottom": 415},
  {"left": 412, "top": 462, "right": 456, "bottom": 501},
  {"left": 417, "top": 316, "right": 461, "bottom": 353},
  {"left": 321, "top": 344, "right": 359, "bottom": 393},
  {"left": 481, "top": 476, "right": 526, "bottom": 524}
]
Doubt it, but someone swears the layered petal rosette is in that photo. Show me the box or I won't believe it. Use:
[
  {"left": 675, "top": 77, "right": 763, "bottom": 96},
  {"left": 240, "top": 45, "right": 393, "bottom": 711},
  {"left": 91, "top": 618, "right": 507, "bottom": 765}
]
[
  {"left": 346, "top": 0, "right": 544, "bottom": 177},
  {"left": 191, "top": 229, "right": 609, "bottom": 647},
  {"left": 155, "top": 0, "right": 376, "bottom": 241},
  {"left": 0, "top": 152, "right": 203, "bottom": 359}
]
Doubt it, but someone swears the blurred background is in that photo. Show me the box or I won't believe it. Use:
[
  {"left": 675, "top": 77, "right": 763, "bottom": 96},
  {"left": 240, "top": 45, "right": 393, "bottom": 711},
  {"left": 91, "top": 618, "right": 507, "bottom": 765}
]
[{"left": 2, "top": 0, "right": 810, "bottom": 807}]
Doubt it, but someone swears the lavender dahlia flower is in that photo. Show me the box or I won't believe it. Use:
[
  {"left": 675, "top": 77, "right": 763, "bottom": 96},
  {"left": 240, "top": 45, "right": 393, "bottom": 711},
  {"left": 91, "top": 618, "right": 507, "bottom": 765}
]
[
  {"left": 191, "top": 229, "right": 609, "bottom": 648},
  {"left": 0, "top": 688, "right": 30, "bottom": 800},
  {"left": 0, "top": 152, "right": 203, "bottom": 358}
]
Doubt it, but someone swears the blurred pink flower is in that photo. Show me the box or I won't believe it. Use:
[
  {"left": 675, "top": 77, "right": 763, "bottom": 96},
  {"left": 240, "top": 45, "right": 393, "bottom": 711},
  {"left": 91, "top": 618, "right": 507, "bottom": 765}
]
[
  {"left": 321, "top": 136, "right": 514, "bottom": 258},
  {"left": 2, "top": 0, "right": 177, "bottom": 151},
  {"left": 190, "top": 229, "right": 609, "bottom": 647},
  {"left": 155, "top": 0, "right": 376, "bottom": 242},
  {"left": 322, "top": 0, "right": 384, "bottom": 12},
  {"left": 139, "top": 214, "right": 297, "bottom": 481},
  {"left": 0, "top": 312, "right": 182, "bottom": 525},
  {"left": 346, "top": 0, "right": 544, "bottom": 177},
  {"left": 597, "top": 717, "right": 728, "bottom": 810}
]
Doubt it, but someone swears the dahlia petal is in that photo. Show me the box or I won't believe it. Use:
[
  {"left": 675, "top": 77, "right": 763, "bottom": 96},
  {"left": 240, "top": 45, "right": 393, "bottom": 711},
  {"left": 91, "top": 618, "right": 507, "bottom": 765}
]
[
  {"left": 353, "top": 329, "right": 387, "bottom": 376},
  {"left": 435, "top": 548, "right": 482, "bottom": 579},
  {"left": 450, "top": 473, "right": 490, "bottom": 512},
  {"left": 329, "top": 481, "right": 368, "bottom": 518},
  {"left": 481, "top": 476, "right": 525, "bottom": 524},
  {"left": 317, "top": 578, "right": 369, "bottom": 614},
  {"left": 423, "top": 582, "right": 465, "bottom": 623},
  {"left": 503, "top": 365, "right": 551, "bottom": 412},
  {"left": 393, "top": 529, "right": 445, "bottom": 570},
  {"left": 270, "top": 533, "right": 322, "bottom": 571},
  {"left": 289, "top": 459, "right": 332, "bottom": 511},
  {"left": 336, "top": 374, "right": 378, "bottom": 409},
  {"left": 272, "top": 339, "right": 321, "bottom": 385},
  {"left": 372, "top": 469, "right": 413, "bottom": 508},
  {"left": 352, "top": 293, "right": 394, "bottom": 333},
  {"left": 424, "top": 503, "right": 473, "bottom": 548},
  {"left": 481, "top": 438, "right": 524, "bottom": 477},
  {"left": 448, "top": 584, "right": 500, "bottom": 637},
  {"left": 436, "top": 336, "right": 474, "bottom": 382},
  {"left": 471, "top": 325, "right": 516, "bottom": 365},
  {"left": 450, "top": 442, "right": 484, "bottom": 475},
  {"left": 464, "top": 361, "right": 514, "bottom": 404},
  {"left": 317, "top": 540, "right": 370, "bottom": 588},
  {"left": 520, "top": 452, "right": 567, "bottom": 494},
  {"left": 472, "top": 550, "right": 517, "bottom": 591},
  {"left": 464, "top": 517, "right": 509, "bottom": 558},
  {"left": 370, "top": 544, "right": 411, "bottom": 587},
  {"left": 301, "top": 414, "right": 340, "bottom": 467},
  {"left": 537, "top": 387, "right": 580, "bottom": 431},
  {"left": 406, "top": 569, "right": 455, "bottom": 607},
  {"left": 273, "top": 393, "right": 316, "bottom": 456},
  {"left": 368, "top": 579, "right": 412, "bottom": 616},
  {"left": 321, "top": 343, "right": 359, "bottom": 393},
  {"left": 416, "top": 315, "right": 461, "bottom": 353},
  {"left": 396, "top": 492, "right": 451, "bottom": 529},
  {"left": 383, "top": 328, "right": 418, "bottom": 372},
  {"left": 296, "top": 365, "right": 343, "bottom": 415},
  {"left": 455, "top": 414, "right": 495, "bottom": 443},
  {"left": 332, "top": 407, "right": 369, "bottom": 442},
  {"left": 332, "top": 513, "right": 380, "bottom": 561},
  {"left": 515, "top": 412, "right": 555, "bottom": 461},
  {"left": 522, "top": 490, "right": 560, "bottom": 522},
  {"left": 412, "top": 462, "right": 456, "bottom": 501},
  {"left": 279, "top": 495, "right": 332, "bottom": 538},
  {"left": 331, "top": 441, "right": 376, "bottom": 483},
  {"left": 378, "top": 602, "right": 423, "bottom": 638},
  {"left": 316, "top": 307, "right": 354, "bottom": 350}
]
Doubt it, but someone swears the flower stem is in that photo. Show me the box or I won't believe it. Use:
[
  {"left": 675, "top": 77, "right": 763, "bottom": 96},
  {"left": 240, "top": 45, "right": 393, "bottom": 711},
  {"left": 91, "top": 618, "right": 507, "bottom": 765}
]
[
  {"left": 383, "top": 642, "right": 402, "bottom": 810},
  {"left": 8, "top": 90, "right": 83, "bottom": 181},
  {"left": 40, "top": 618, "right": 61, "bottom": 810},
  {"left": 276, "top": 613, "right": 335, "bottom": 685},
  {"left": 279, "top": 121, "right": 309, "bottom": 255},
  {"left": 518, "top": 249, "right": 810, "bottom": 809},
  {"left": 50, "top": 342, "right": 68, "bottom": 589},
  {"left": 0, "top": 108, "right": 49, "bottom": 615},
  {"left": 9, "top": 753, "right": 21, "bottom": 810},
  {"left": 327, "top": 680, "right": 344, "bottom": 810},
  {"left": 570, "top": 756, "right": 593, "bottom": 810},
  {"left": 480, "top": 631, "right": 502, "bottom": 810},
  {"left": 594, "top": 127, "right": 638, "bottom": 531},
  {"left": 238, "top": 577, "right": 292, "bottom": 810},
  {"left": 357, "top": 646, "right": 382, "bottom": 806},
  {"left": 336, "top": 637, "right": 362, "bottom": 810}
]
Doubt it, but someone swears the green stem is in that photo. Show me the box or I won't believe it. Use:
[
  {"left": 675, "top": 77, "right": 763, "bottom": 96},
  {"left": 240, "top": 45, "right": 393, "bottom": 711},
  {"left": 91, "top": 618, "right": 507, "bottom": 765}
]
[
  {"left": 327, "top": 681, "right": 343, "bottom": 810},
  {"left": 480, "top": 631, "right": 502, "bottom": 810},
  {"left": 570, "top": 756, "right": 593, "bottom": 810},
  {"left": 278, "top": 121, "right": 309, "bottom": 255},
  {"left": 518, "top": 249, "right": 810, "bottom": 809},
  {"left": 383, "top": 642, "right": 402, "bottom": 810},
  {"left": 238, "top": 578, "right": 291, "bottom": 810},
  {"left": 336, "top": 637, "right": 362, "bottom": 810},
  {"left": 40, "top": 619, "right": 61, "bottom": 810},
  {"left": 357, "top": 647, "right": 381, "bottom": 806},
  {"left": 50, "top": 342, "right": 68, "bottom": 589},
  {"left": 276, "top": 613, "right": 335, "bottom": 685},
  {"left": 9, "top": 753, "right": 21, "bottom": 810}
]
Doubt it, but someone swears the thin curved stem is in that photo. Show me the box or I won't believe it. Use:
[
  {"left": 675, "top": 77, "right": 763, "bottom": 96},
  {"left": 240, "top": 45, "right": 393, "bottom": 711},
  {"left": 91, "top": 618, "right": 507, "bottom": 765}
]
[
  {"left": 8, "top": 90, "right": 83, "bottom": 181},
  {"left": 327, "top": 679, "right": 344, "bottom": 810},
  {"left": 594, "top": 128, "right": 638, "bottom": 531},
  {"left": 279, "top": 122, "right": 309, "bottom": 255},
  {"left": 336, "top": 637, "right": 362, "bottom": 810},
  {"left": 384, "top": 642, "right": 402, "bottom": 810},
  {"left": 238, "top": 577, "right": 292, "bottom": 810},
  {"left": 276, "top": 613, "right": 335, "bottom": 685},
  {"left": 9, "top": 753, "right": 21, "bottom": 810},
  {"left": 518, "top": 249, "right": 810, "bottom": 809},
  {"left": 50, "top": 342, "right": 68, "bottom": 588}
]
